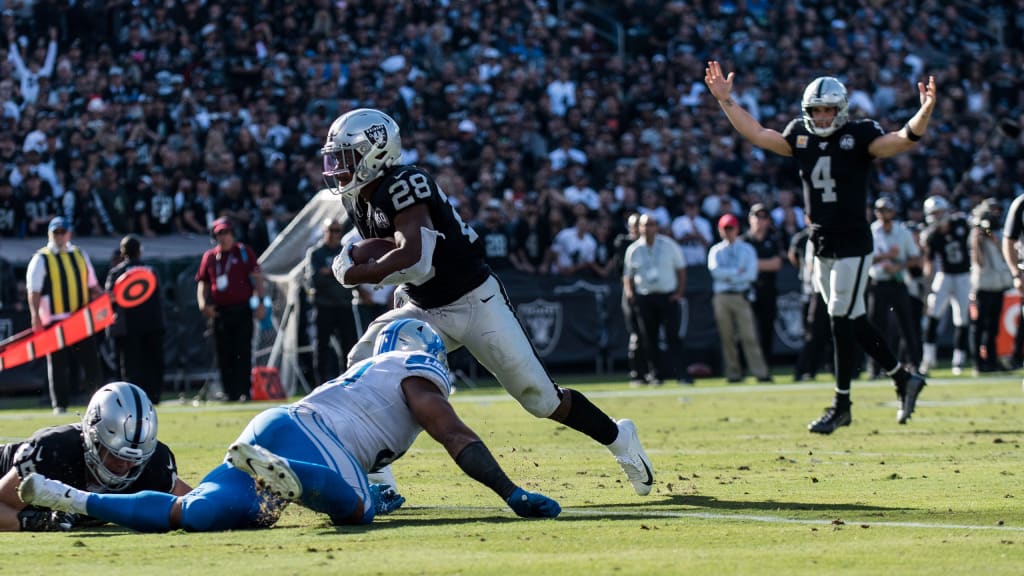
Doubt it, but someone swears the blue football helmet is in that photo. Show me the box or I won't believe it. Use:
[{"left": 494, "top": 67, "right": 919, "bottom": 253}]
[{"left": 373, "top": 319, "right": 448, "bottom": 369}]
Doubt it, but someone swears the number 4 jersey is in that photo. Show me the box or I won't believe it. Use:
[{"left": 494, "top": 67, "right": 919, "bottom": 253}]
[
  {"left": 343, "top": 165, "right": 490, "bottom": 308},
  {"left": 783, "top": 118, "right": 885, "bottom": 258}
]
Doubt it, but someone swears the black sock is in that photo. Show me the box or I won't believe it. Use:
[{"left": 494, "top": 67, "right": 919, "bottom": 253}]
[
  {"left": 560, "top": 388, "right": 619, "bottom": 446},
  {"left": 831, "top": 316, "right": 856, "bottom": 394},
  {"left": 834, "top": 393, "right": 851, "bottom": 412},
  {"left": 852, "top": 316, "right": 900, "bottom": 373}
]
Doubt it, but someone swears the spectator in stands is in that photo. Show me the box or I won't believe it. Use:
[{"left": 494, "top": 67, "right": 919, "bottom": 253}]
[
  {"left": 0, "top": 173, "right": 19, "bottom": 237},
  {"left": 671, "top": 194, "right": 713, "bottom": 267},
  {"left": 509, "top": 199, "right": 553, "bottom": 275},
  {"left": 135, "top": 168, "right": 177, "bottom": 237},
  {"left": 473, "top": 198, "right": 514, "bottom": 272},
  {"left": 20, "top": 170, "right": 56, "bottom": 237},
  {"left": 551, "top": 207, "right": 597, "bottom": 277}
]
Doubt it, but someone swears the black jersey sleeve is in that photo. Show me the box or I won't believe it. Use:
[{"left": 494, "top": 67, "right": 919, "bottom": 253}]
[
  {"left": 11, "top": 425, "right": 90, "bottom": 487},
  {"left": 362, "top": 165, "right": 490, "bottom": 308}
]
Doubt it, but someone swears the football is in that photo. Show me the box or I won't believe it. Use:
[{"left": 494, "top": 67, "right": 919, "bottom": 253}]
[{"left": 350, "top": 237, "right": 396, "bottom": 264}]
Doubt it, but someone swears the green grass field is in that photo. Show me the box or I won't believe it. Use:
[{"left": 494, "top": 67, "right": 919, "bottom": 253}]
[{"left": 2, "top": 370, "right": 1023, "bottom": 575}]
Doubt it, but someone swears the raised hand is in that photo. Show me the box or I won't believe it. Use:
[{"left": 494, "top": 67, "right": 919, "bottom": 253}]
[
  {"left": 918, "top": 75, "right": 936, "bottom": 110},
  {"left": 704, "top": 61, "right": 735, "bottom": 102}
]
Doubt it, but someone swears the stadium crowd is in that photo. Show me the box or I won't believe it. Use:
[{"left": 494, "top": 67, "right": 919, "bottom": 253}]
[{"left": 0, "top": 0, "right": 1021, "bottom": 263}]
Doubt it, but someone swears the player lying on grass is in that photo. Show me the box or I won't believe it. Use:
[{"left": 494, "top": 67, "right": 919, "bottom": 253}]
[
  {"left": 18, "top": 320, "right": 560, "bottom": 531},
  {"left": 0, "top": 381, "right": 191, "bottom": 531}
]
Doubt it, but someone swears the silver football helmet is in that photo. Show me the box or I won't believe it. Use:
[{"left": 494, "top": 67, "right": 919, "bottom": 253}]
[
  {"left": 82, "top": 382, "right": 159, "bottom": 491},
  {"left": 801, "top": 76, "right": 849, "bottom": 137},
  {"left": 373, "top": 319, "right": 448, "bottom": 369},
  {"left": 923, "top": 195, "right": 950, "bottom": 226},
  {"left": 321, "top": 108, "right": 402, "bottom": 200}
]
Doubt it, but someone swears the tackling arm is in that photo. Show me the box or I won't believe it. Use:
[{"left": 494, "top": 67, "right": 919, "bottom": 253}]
[{"left": 402, "top": 377, "right": 559, "bottom": 517}]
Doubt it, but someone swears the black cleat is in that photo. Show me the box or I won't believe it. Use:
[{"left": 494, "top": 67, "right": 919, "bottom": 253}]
[
  {"left": 897, "top": 374, "right": 926, "bottom": 424},
  {"left": 808, "top": 406, "right": 852, "bottom": 434}
]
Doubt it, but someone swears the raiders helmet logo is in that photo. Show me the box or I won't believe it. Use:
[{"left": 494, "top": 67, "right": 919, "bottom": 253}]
[
  {"left": 840, "top": 134, "right": 855, "bottom": 150},
  {"left": 364, "top": 124, "right": 388, "bottom": 148}
]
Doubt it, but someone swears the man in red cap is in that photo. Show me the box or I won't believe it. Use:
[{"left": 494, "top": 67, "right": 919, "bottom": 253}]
[
  {"left": 195, "top": 217, "right": 265, "bottom": 401},
  {"left": 707, "top": 213, "right": 771, "bottom": 383}
]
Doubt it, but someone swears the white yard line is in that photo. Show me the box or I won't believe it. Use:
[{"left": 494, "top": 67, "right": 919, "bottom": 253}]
[{"left": 415, "top": 505, "right": 1024, "bottom": 532}]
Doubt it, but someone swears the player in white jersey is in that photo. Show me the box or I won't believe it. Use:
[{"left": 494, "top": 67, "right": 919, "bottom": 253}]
[{"left": 16, "top": 320, "right": 561, "bottom": 532}]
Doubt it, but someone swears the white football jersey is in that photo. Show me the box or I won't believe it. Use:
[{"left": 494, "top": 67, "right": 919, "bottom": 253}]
[{"left": 295, "top": 351, "right": 452, "bottom": 473}]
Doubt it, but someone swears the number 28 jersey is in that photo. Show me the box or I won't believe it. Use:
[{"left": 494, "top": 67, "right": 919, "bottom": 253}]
[
  {"left": 343, "top": 165, "right": 490, "bottom": 308},
  {"left": 782, "top": 118, "right": 885, "bottom": 258}
]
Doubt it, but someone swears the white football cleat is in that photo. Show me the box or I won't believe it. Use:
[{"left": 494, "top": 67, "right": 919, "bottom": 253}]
[
  {"left": 608, "top": 419, "right": 654, "bottom": 496},
  {"left": 18, "top": 473, "right": 85, "bottom": 514},
  {"left": 226, "top": 443, "right": 302, "bottom": 500}
]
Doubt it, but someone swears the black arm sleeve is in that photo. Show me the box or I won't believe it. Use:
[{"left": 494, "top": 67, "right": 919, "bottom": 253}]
[{"left": 453, "top": 441, "right": 517, "bottom": 500}]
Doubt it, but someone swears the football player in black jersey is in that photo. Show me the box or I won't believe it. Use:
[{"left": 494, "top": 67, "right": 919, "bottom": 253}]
[
  {"left": 322, "top": 108, "right": 653, "bottom": 495},
  {"left": 1002, "top": 194, "right": 1024, "bottom": 385},
  {"left": 919, "top": 195, "right": 972, "bottom": 375},
  {"left": 0, "top": 382, "right": 191, "bottom": 531},
  {"left": 706, "top": 61, "right": 936, "bottom": 434}
]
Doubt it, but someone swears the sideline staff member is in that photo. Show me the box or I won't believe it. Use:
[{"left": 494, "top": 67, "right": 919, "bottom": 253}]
[
  {"left": 305, "top": 218, "right": 358, "bottom": 382},
  {"left": 623, "top": 213, "right": 687, "bottom": 385},
  {"left": 105, "top": 235, "right": 166, "bottom": 403},
  {"left": 26, "top": 216, "right": 103, "bottom": 414},
  {"left": 196, "top": 217, "right": 265, "bottom": 402}
]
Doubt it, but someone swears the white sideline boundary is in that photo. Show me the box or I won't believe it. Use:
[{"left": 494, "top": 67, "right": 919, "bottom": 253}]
[
  {"left": 1, "top": 376, "right": 1020, "bottom": 420},
  {"left": 415, "top": 505, "right": 1024, "bottom": 533}
]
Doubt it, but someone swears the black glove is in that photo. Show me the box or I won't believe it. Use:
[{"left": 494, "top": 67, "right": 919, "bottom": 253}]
[{"left": 17, "top": 508, "right": 78, "bottom": 532}]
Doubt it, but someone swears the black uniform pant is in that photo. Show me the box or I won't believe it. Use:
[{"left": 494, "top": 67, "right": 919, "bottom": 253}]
[
  {"left": 315, "top": 303, "right": 358, "bottom": 382},
  {"left": 752, "top": 287, "right": 777, "bottom": 360},
  {"left": 621, "top": 293, "right": 647, "bottom": 380},
  {"left": 795, "top": 293, "right": 832, "bottom": 379},
  {"left": 634, "top": 292, "right": 681, "bottom": 381},
  {"left": 974, "top": 289, "right": 1004, "bottom": 372},
  {"left": 47, "top": 334, "right": 102, "bottom": 410},
  {"left": 116, "top": 331, "right": 165, "bottom": 403},
  {"left": 213, "top": 303, "right": 253, "bottom": 400},
  {"left": 868, "top": 279, "right": 921, "bottom": 369}
]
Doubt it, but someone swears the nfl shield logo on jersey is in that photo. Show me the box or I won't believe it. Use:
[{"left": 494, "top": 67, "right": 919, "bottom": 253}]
[
  {"left": 364, "top": 124, "right": 389, "bottom": 148},
  {"left": 518, "top": 299, "right": 562, "bottom": 357}
]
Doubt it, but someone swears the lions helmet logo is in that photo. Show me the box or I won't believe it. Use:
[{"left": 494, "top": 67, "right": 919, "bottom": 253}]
[{"left": 364, "top": 123, "right": 388, "bottom": 149}]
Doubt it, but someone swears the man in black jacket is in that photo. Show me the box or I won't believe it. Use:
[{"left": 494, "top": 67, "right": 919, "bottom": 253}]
[
  {"left": 305, "top": 218, "right": 358, "bottom": 382},
  {"left": 104, "top": 235, "right": 165, "bottom": 403}
]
